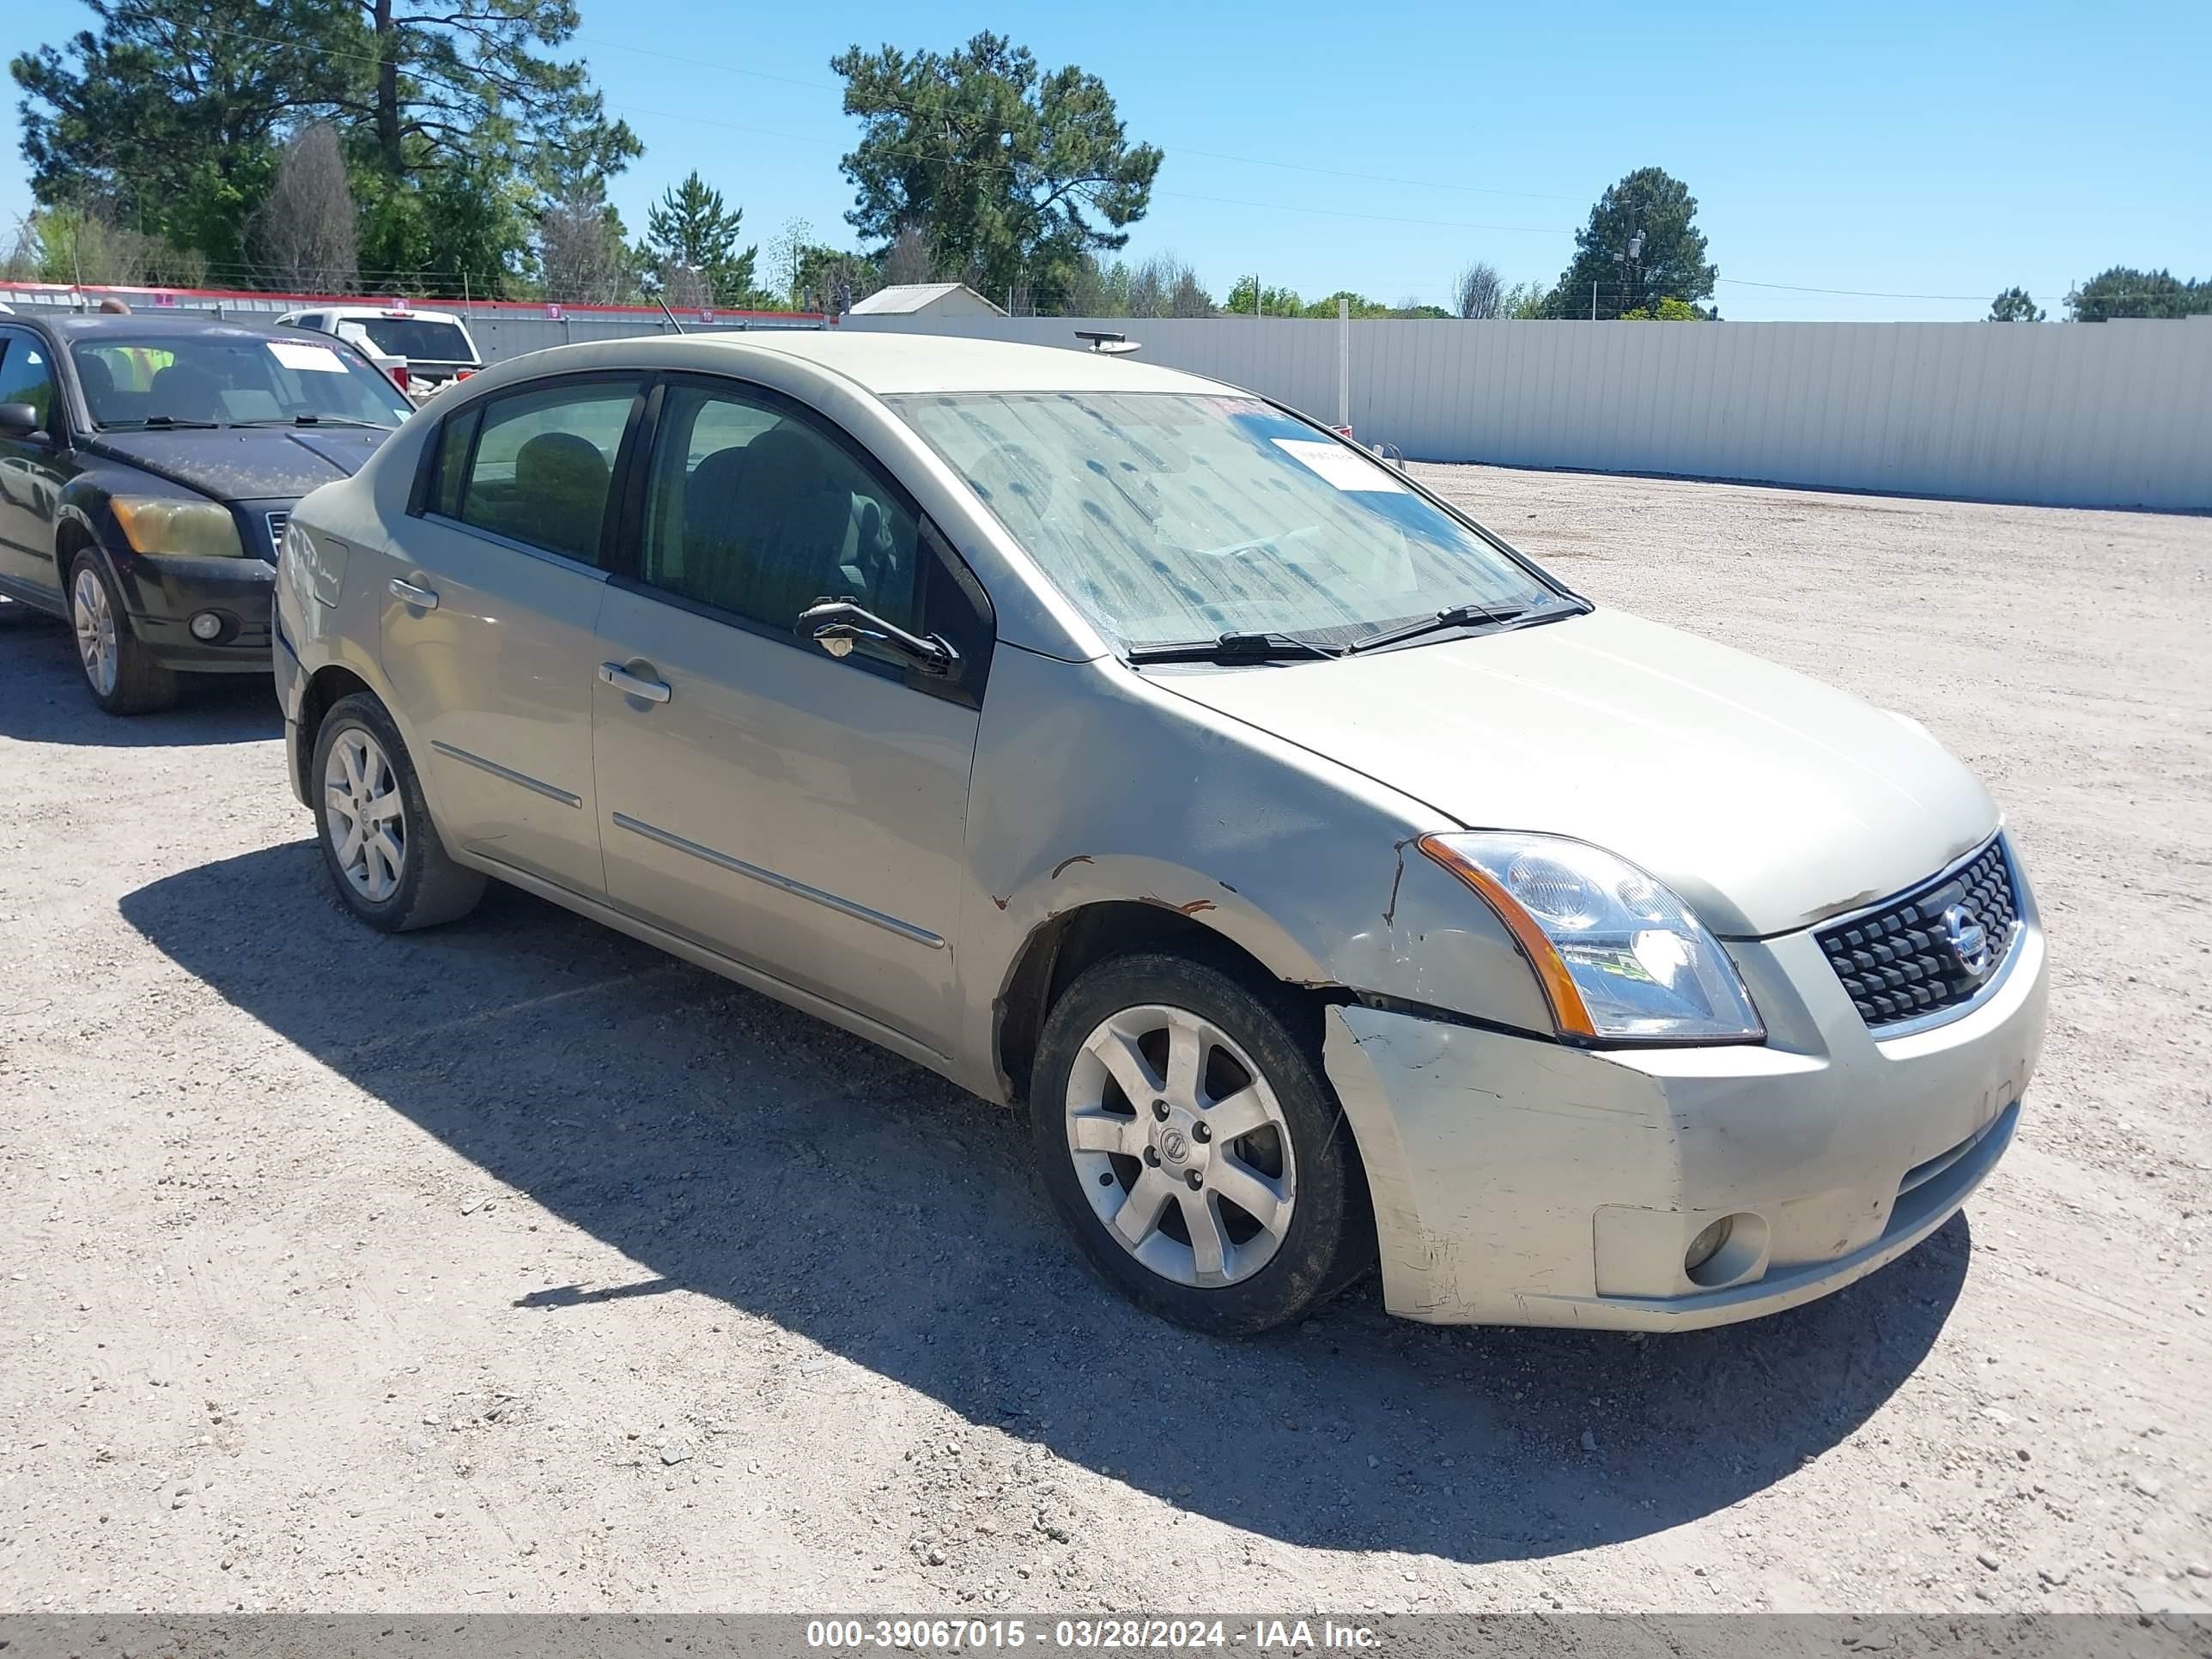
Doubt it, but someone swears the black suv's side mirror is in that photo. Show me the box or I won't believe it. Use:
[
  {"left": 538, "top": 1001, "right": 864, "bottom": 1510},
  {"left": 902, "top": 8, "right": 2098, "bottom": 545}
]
[
  {"left": 0, "top": 402, "right": 46, "bottom": 439},
  {"left": 797, "top": 598, "right": 961, "bottom": 678}
]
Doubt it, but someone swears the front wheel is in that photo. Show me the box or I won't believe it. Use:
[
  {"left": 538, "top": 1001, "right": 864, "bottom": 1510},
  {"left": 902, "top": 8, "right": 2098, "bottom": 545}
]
[
  {"left": 311, "top": 692, "right": 485, "bottom": 933},
  {"left": 69, "top": 550, "right": 178, "bottom": 714},
  {"left": 1030, "top": 953, "right": 1374, "bottom": 1336}
]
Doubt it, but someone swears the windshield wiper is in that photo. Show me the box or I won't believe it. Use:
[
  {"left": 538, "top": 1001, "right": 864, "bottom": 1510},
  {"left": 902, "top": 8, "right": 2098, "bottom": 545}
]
[
  {"left": 233, "top": 416, "right": 392, "bottom": 429},
  {"left": 99, "top": 416, "right": 222, "bottom": 431},
  {"left": 1346, "top": 601, "right": 1534, "bottom": 654},
  {"left": 1127, "top": 630, "right": 1343, "bottom": 665}
]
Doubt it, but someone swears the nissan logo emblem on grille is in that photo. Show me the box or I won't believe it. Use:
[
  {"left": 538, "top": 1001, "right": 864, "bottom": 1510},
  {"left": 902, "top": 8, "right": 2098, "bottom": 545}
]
[{"left": 1942, "top": 903, "right": 1993, "bottom": 978}]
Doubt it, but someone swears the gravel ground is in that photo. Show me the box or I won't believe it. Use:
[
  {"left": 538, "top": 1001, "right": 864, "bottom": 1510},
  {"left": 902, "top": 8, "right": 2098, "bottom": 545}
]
[{"left": 1, "top": 465, "right": 2207, "bottom": 1617}]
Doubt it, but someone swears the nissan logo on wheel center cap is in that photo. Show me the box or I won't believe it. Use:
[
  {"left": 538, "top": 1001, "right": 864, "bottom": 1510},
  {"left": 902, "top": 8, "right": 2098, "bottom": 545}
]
[{"left": 1159, "top": 1127, "right": 1190, "bottom": 1164}]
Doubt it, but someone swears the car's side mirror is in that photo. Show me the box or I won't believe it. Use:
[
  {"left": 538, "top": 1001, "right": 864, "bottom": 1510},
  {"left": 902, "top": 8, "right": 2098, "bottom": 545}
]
[
  {"left": 0, "top": 402, "right": 46, "bottom": 439},
  {"left": 797, "top": 598, "right": 961, "bottom": 678}
]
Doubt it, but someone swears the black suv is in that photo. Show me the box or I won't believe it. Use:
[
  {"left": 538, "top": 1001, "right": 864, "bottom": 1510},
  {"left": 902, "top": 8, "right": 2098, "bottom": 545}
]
[{"left": 0, "top": 312, "right": 414, "bottom": 714}]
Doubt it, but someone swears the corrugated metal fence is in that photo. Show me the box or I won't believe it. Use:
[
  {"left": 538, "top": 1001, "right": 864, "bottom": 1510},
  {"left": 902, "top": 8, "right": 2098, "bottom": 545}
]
[
  {"left": 12, "top": 288, "right": 2206, "bottom": 508},
  {"left": 841, "top": 314, "right": 2212, "bottom": 512}
]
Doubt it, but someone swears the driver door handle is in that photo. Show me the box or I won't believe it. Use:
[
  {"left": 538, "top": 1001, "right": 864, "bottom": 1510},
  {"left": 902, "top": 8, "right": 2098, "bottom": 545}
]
[
  {"left": 388, "top": 576, "right": 439, "bottom": 610},
  {"left": 599, "top": 662, "right": 672, "bottom": 704}
]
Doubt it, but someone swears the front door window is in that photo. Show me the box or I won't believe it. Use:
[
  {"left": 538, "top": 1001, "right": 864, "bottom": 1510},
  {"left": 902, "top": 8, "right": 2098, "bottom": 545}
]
[{"left": 635, "top": 382, "right": 922, "bottom": 638}]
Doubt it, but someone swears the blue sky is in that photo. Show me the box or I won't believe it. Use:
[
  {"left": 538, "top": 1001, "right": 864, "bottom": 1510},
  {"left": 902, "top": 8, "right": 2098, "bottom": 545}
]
[{"left": 3, "top": 0, "right": 2207, "bottom": 319}]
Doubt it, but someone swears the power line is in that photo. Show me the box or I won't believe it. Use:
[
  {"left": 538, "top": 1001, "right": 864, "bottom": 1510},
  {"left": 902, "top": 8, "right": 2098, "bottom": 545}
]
[{"left": 1718, "top": 276, "right": 1991, "bottom": 301}]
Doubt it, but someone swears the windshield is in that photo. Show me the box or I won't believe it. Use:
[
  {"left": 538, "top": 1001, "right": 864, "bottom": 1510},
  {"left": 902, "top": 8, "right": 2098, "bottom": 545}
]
[
  {"left": 355, "top": 316, "right": 474, "bottom": 363},
  {"left": 887, "top": 391, "right": 1559, "bottom": 649},
  {"left": 73, "top": 335, "right": 413, "bottom": 428}
]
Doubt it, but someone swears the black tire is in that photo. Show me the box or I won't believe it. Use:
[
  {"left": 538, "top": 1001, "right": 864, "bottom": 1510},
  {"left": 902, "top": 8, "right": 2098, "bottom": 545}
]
[
  {"left": 310, "top": 691, "right": 485, "bottom": 933},
  {"left": 1030, "top": 952, "right": 1375, "bottom": 1337},
  {"left": 68, "top": 549, "right": 179, "bottom": 714}
]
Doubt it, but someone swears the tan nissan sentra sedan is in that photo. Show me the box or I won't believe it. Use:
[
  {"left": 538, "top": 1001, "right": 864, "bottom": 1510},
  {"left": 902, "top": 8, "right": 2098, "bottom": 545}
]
[{"left": 272, "top": 332, "right": 2047, "bottom": 1336}]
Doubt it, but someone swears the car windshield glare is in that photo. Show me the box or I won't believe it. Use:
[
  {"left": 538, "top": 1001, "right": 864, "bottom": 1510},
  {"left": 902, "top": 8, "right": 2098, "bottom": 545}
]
[
  {"left": 887, "top": 390, "right": 1555, "bottom": 650},
  {"left": 73, "top": 335, "right": 412, "bottom": 429}
]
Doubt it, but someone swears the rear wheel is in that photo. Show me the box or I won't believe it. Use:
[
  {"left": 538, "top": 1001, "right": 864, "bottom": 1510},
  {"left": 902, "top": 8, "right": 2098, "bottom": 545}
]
[
  {"left": 1030, "top": 953, "right": 1373, "bottom": 1336},
  {"left": 311, "top": 692, "right": 484, "bottom": 933},
  {"left": 69, "top": 550, "right": 178, "bottom": 714}
]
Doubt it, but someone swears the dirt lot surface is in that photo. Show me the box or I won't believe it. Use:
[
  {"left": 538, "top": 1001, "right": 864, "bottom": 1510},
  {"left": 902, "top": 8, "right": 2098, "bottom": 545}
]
[{"left": 2, "top": 466, "right": 2208, "bottom": 1617}]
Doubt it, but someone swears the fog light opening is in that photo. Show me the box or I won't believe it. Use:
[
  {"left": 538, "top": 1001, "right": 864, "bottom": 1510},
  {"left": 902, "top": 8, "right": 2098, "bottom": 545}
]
[
  {"left": 1684, "top": 1216, "right": 1733, "bottom": 1274},
  {"left": 188, "top": 611, "right": 224, "bottom": 641},
  {"left": 1684, "top": 1211, "right": 1770, "bottom": 1289}
]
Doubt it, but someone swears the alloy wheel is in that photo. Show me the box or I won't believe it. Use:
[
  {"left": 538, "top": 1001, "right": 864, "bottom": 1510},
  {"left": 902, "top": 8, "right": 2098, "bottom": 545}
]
[
  {"left": 72, "top": 568, "right": 117, "bottom": 698},
  {"left": 323, "top": 728, "right": 407, "bottom": 902},
  {"left": 1065, "top": 1004, "right": 1297, "bottom": 1288}
]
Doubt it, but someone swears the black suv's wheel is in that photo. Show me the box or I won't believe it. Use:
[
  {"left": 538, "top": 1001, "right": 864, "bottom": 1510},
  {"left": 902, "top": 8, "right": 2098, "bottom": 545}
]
[
  {"left": 1030, "top": 952, "right": 1374, "bottom": 1336},
  {"left": 69, "top": 550, "right": 179, "bottom": 714},
  {"left": 311, "top": 692, "right": 485, "bottom": 932}
]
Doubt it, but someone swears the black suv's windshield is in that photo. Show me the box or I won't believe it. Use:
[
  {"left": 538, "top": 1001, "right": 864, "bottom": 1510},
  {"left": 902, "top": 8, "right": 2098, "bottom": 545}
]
[
  {"left": 888, "top": 390, "right": 1563, "bottom": 651},
  {"left": 73, "top": 335, "right": 413, "bottom": 430}
]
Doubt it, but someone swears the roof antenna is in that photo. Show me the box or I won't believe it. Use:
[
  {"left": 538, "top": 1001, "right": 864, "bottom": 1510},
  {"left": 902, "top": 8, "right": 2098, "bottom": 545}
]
[
  {"left": 1074, "top": 329, "right": 1139, "bottom": 356},
  {"left": 657, "top": 294, "right": 689, "bottom": 336}
]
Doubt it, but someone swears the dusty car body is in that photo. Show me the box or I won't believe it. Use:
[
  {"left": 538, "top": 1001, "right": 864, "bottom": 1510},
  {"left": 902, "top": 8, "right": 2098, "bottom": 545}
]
[{"left": 273, "top": 332, "right": 2047, "bottom": 1334}]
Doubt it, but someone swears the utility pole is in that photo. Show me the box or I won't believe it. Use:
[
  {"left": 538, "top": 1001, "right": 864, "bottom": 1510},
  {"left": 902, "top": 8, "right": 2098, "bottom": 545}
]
[
  {"left": 1590, "top": 279, "right": 1597, "bottom": 322},
  {"left": 1607, "top": 229, "right": 1645, "bottom": 320},
  {"left": 1336, "top": 296, "right": 1350, "bottom": 432},
  {"left": 1255, "top": 275, "right": 1261, "bottom": 320}
]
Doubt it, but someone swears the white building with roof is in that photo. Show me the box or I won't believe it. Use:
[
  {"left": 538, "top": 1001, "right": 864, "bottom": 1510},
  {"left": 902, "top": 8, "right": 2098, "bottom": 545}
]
[{"left": 845, "top": 283, "right": 1007, "bottom": 319}]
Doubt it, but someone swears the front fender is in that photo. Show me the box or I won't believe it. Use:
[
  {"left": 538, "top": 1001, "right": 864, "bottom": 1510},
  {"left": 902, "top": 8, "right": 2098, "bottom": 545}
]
[
  {"left": 57, "top": 472, "right": 208, "bottom": 612},
  {"left": 991, "top": 850, "right": 1336, "bottom": 990},
  {"left": 952, "top": 647, "right": 1560, "bottom": 1097}
]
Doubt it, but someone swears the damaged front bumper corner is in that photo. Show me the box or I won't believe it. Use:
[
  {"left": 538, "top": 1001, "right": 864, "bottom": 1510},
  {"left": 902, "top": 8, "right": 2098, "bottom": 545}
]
[{"left": 1320, "top": 921, "right": 2047, "bottom": 1331}]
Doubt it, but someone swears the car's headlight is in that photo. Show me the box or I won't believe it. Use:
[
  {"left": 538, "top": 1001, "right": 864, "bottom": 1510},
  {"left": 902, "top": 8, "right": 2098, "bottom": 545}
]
[
  {"left": 109, "top": 497, "right": 246, "bottom": 559},
  {"left": 1418, "top": 832, "right": 1765, "bottom": 1044}
]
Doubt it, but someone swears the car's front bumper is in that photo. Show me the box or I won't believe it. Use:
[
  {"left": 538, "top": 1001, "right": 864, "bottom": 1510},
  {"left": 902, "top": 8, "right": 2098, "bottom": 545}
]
[
  {"left": 111, "top": 552, "right": 276, "bottom": 673},
  {"left": 1322, "top": 890, "right": 2049, "bottom": 1331}
]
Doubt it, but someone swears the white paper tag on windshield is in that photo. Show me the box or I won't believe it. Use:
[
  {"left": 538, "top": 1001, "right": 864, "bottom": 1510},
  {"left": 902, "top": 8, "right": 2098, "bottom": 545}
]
[
  {"left": 1272, "top": 438, "right": 1406, "bottom": 492},
  {"left": 268, "top": 340, "right": 349, "bottom": 374}
]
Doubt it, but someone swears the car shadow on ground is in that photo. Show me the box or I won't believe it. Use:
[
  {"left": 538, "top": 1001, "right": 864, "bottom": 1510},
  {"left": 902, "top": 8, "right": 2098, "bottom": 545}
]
[
  {"left": 120, "top": 843, "right": 1969, "bottom": 1566},
  {"left": 0, "top": 603, "right": 282, "bottom": 745}
]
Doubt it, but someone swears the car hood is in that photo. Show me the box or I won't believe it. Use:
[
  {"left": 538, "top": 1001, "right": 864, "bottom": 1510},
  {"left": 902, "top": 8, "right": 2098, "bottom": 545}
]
[
  {"left": 87, "top": 426, "right": 392, "bottom": 503},
  {"left": 1155, "top": 607, "right": 1999, "bottom": 938}
]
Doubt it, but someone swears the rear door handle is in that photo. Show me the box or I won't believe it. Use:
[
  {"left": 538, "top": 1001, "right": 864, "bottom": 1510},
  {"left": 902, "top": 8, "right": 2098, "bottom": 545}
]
[
  {"left": 389, "top": 577, "right": 439, "bottom": 610},
  {"left": 599, "top": 662, "right": 672, "bottom": 704}
]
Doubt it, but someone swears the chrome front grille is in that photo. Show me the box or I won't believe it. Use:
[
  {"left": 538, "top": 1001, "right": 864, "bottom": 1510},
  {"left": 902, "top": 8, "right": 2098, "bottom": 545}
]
[
  {"left": 263, "top": 510, "right": 289, "bottom": 561},
  {"left": 1815, "top": 837, "right": 2021, "bottom": 1030}
]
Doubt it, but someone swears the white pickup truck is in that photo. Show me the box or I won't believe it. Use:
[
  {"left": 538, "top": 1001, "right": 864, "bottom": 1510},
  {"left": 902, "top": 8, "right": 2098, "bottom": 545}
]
[{"left": 275, "top": 305, "right": 485, "bottom": 402}]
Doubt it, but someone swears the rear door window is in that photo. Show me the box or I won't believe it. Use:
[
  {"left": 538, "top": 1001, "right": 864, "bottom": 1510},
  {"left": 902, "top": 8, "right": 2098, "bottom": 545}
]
[{"left": 453, "top": 380, "right": 637, "bottom": 567}]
